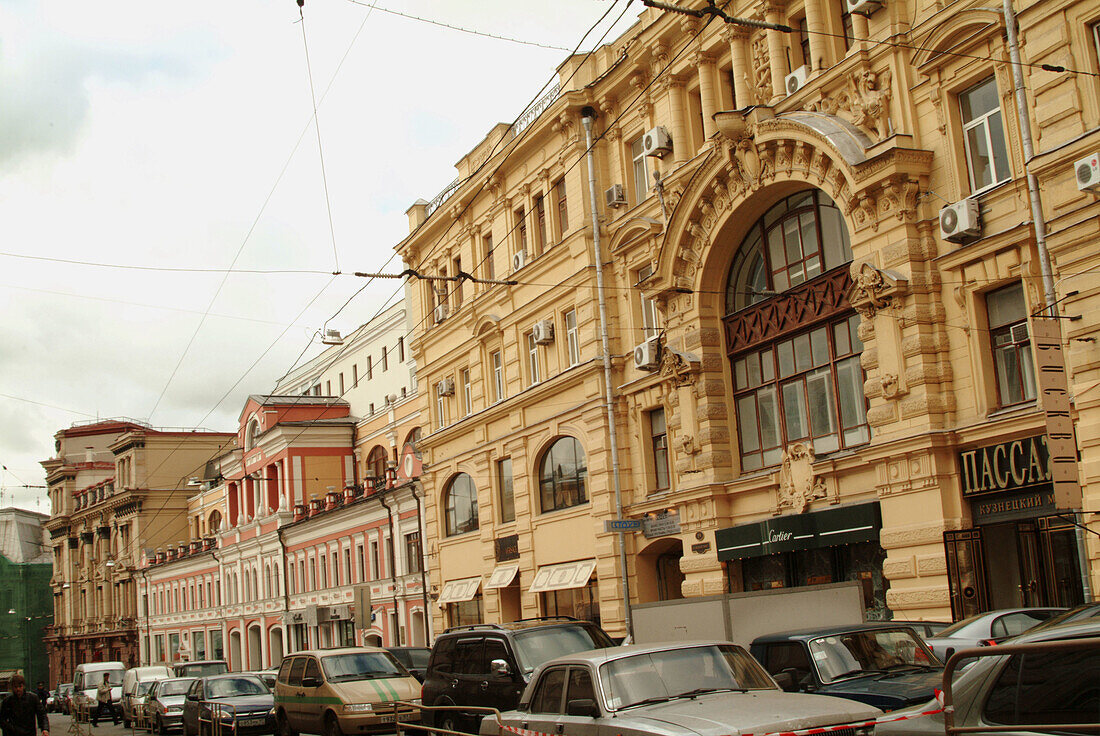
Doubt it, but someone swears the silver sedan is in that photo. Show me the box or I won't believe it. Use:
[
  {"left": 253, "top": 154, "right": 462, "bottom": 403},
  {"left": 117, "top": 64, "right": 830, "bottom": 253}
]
[
  {"left": 923, "top": 607, "right": 1064, "bottom": 661},
  {"left": 480, "top": 641, "right": 881, "bottom": 736}
]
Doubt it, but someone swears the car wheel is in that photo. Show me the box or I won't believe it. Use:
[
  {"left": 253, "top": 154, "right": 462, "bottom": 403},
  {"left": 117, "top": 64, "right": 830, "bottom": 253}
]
[
  {"left": 124, "top": 717, "right": 131, "bottom": 729},
  {"left": 436, "top": 712, "right": 462, "bottom": 734},
  {"left": 156, "top": 716, "right": 166, "bottom": 735},
  {"left": 323, "top": 712, "right": 345, "bottom": 736},
  {"left": 276, "top": 710, "right": 298, "bottom": 736}
]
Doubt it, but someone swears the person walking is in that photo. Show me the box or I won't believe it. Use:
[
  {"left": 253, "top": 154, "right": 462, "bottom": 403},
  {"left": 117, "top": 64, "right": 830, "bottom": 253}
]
[
  {"left": 90, "top": 674, "right": 118, "bottom": 727},
  {"left": 0, "top": 674, "right": 49, "bottom": 736}
]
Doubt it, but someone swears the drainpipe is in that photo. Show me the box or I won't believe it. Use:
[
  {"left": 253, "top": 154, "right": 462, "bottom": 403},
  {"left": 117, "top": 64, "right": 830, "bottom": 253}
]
[
  {"left": 411, "top": 483, "right": 431, "bottom": 645},
  {"left": 276, "top": 527, "right": 291, "bottom": 656},
  {"left": 581, "top": 108, "right": 633, "bottom": 639},
  {"left": 378, "top": 492, "right": 402, "bottom": 646}
]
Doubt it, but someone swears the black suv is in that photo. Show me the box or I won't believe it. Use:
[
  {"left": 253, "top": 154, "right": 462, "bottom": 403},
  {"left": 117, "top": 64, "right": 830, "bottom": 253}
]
[{"left": 421, "top": 617, "right": 615, "bottom": 732}]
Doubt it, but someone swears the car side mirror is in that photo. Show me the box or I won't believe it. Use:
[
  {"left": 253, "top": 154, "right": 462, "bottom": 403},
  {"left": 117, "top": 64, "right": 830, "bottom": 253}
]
[
  {"left": 301, "top": 676, "right": 322, "bottom": 688},
  {"left": 490, "top": 659, "right": 512, "bottom": 678},
  {"left": 565, "top": 699, "right": 599, "bottom": 718},
  {"left": 185, "top": 693, "right": 198, "bottom": 701},
  {"left": 772, "top": 672, "right": 795, "bottom": 692}
]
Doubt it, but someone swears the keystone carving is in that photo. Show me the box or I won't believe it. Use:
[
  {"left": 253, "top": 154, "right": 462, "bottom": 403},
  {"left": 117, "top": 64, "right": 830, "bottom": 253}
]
[
  {"left": 660, "top": 342, "right": 702, "bottom": 387},
  {"left": 777, "top": 442, "right": 827, "bottom": 513},
  {"left": 806, "top": 67, "right": 894, "bottom": 142},
  {"left": 847, "top": 262, "right": 909, "bottom": 318}
]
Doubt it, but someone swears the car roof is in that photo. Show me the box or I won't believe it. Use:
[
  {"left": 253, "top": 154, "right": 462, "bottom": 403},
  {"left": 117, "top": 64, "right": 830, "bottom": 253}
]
[
  {"left": 442, "top": 617, "right": 597, "bottom": 635},
  {"left": 752, "top": 622, "right": 922, "bottom": 643},
  {"left": 286, "top": 647, "right": 390, "bottom": 657},
  {"left": 529, "top": 640, "right": 736, "bottom": 666},
  {"left": 177, "top": 660, "right": 227, "bottom": 665},
  {"left": 1003, "top": 617, "right": 1100, "bottom": 643}
]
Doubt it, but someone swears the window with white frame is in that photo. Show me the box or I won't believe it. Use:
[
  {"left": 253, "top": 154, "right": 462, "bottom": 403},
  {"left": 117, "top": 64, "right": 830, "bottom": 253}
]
[
  {"left": 986, "top": 283, "right": 1036, "bottom": 407},
  {"left": 461, "top": 368, "right": 472, "bottom": 417},
  {"left": 436, "top": 382, "right": 449, "bottom": 429},
  {"left": 960, "top": 77, "right": 1011, "bottom": 192},
  {"left": 565, "top": 309, "right": 580, "bottom": 366},
  {"left": 638, "top": 265, "right": 660, "bottom": 339},
  {"left": 650, "top": 407, "right": 670, "bottom": 492},
  {"left": 492, "top": 350, "right": 505, "bottom": 403},
  {"left": 527, "top": 333, "right": 541, "bottom": 385},
  {"left": 631, "top": 136, "right": 651, "bottom": 205}
]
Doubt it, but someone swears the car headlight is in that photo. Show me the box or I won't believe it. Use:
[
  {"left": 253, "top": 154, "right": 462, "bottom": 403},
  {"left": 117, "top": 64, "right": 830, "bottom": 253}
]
[
  {"left": 341, "top": 704, "right": 374, "bottom": 713},
  {"left": 218, "top": 711, "right": 235, "bottom": 722},
  {"left": 268, "top": 708, "right": 277, "bottom": 716},
  {"left": 408, "top": 698, "right": 421, "bottom": 706}
]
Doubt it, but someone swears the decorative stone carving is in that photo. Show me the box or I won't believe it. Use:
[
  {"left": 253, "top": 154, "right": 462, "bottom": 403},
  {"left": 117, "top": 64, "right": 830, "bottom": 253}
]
[
  {"left": 846, "top": 261, "right": 909, "bottom": 318},
  {"left": 750, "top": 32, "right": 771, "bottom": 104},
  {"left": 679, "top": 434, "right": 699, "bottom": 455},
  {"left": 805, "top": 67, "right": 894, "bottom": 142},
  {"left": 776, "top": 443, "right": 827, "bottom": 513},
  {"left": 660, "top": 341, "right": 702, "bottom": 387}
]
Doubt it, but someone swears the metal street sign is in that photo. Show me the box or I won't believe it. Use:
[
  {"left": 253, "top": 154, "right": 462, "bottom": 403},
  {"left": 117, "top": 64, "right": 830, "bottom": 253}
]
[{"left": 604, "top": 519, "right": 643, "bottom": 533}]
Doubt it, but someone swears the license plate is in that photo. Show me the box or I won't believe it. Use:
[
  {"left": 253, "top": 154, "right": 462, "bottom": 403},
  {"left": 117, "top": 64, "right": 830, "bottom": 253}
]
[
  {"left": 240, "top": 718, "right": 266, "bottom": 727},
  {"left": 377, "top": 711, "right": 416, "bottom": 723}
]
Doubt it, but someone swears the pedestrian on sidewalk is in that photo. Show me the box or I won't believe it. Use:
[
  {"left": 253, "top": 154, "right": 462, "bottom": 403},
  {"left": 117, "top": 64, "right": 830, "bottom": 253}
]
[
  {"left": 0, "top": 674, "right": 49, "bottom": 736},
  {"left": 90, "top": 674, "right": 118, "bottom": 727}
]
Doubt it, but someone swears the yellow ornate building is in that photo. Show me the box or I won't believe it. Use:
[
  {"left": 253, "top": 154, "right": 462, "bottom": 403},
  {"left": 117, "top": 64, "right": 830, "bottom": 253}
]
[{"left": 400, "top": 0, "right": 1099, "bottom": 636}]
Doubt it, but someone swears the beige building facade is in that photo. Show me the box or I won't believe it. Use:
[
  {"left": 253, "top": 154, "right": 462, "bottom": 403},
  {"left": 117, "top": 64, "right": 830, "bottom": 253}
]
[{"left": 402, "top": 0, "right": 1099, "bottom": 637}]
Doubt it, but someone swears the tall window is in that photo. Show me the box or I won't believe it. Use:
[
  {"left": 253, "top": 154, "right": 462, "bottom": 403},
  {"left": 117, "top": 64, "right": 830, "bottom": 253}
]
[
  {"left": 555, "top": 178, "right": 569, "bottom": 236},
  {"left": 352, "top": 364, "right": 358, "bottom": 387},
  {"left": 461, "top": 368, "right": 472, "bottom": 417},
  {"left": 498, "top": 458, "right": 515, "bottom": 523},
  {"left": 960, "top": 77, "right": 1011, "bottom": 192},
  {"left": 631, "top": 136, "right": 651, "bottom": 205},
  {"left": 356, "top": 544, "right": 365, "bottom": 583},
  {"left": 331, "top": 550, "right": 339, "bottom": 586},
  {"left": 366, "top": 445, "right": 388, "bottom": 490},
  {"left": 370, "top": 541, "right": 379, "bottom": 580},
  {"left": 797, "top": 16, "right": 810, "bottom": 68},
  {"left": 309, "top": 558, "right": 317, "bottom": 592},
  {"left": 516, "top": 207, "right": 527, "bottom": 255},
  {"left": 650, "top": 408, "right": 670, "bottom": 492},
  {"left": 405, "top": 532, "right": 422, "bottom": 574},
  {"left": 436, "top": 382, "right": 449, "bottom": 429},
  {"left": 535, "top": 195, "right": 548, "bottom": 254},
  {"left": 452, "top": 256, "right": 463, "bottom": 310},
  {"left": 444, "top": 473, "right": 479, "bottom": 536},
  {"left": 382, "top": 346, "right": 388, "bottom": 371},
  {"left": 492, "top": 351, "right": 505, "bottom": 402},
  {"left": 638, "top": 265, "right": 660, "bottom": 339},
  {"left": 539, "top": 437, "right": 588, "bottom": 513},
  {"left": 987, "top": 283, "right": 1036, "bottom": 406},
  {"left": 343, "top": 549, "right": 350, "bottom": 584},
  {"left": 484, "top": 233, "right": 495, "bottom": 281},
  {"left": 367, "top": 356, "right": 373, "bottom": 380},
  {"left": 565, "top": 309, "right": 580, "bottom": 366},
  {"left": 398, "top": 337, "right": 404, "bottom": 363},
  {"left": 338, "top": 373, "right": 345, "bottom": 395},
  {"left": 319, "top": 555, "right": 327, "bottom": 589},
  {"left": 527, "top": 333, "right": 541, "bottom": 385},
  {"left": 734, "top": 314, "right": 868, "bottom": 470}
]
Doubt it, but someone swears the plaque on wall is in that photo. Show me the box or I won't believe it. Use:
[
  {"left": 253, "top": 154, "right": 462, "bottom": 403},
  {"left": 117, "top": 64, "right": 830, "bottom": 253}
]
[{"left": 494, "top": 534, "right": 519, "bottom": 562}]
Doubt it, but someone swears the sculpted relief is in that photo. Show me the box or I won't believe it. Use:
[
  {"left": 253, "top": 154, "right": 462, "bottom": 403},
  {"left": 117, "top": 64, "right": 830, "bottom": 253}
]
[{"left": 777, "top": 442, "right": 828, "bottom": 512}]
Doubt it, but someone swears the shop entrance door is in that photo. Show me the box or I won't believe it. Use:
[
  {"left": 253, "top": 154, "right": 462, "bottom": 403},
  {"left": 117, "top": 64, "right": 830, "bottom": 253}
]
[
  {"left": 1038, "top": 516, "right": 1085, "bottom": 607},
  {"left": 944, "top": 529, "right": 989, "bottom": 621},
  {"left": 1015, "top": 521, "right": 1043, "bottom": 607}
]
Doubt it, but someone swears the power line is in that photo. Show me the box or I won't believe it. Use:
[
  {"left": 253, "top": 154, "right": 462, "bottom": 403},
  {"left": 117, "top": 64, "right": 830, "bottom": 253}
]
[{"left": 0, "top": 251, "right": 336, "bottom": 275}]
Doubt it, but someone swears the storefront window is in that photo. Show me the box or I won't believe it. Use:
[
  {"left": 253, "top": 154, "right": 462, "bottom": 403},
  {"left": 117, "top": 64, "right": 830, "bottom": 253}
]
[
  {"left": 540, "top": 579, "right": 600, "bottom": 625},
  {"left": 447, "top": 596, "right": 483, "bottom": 628}
]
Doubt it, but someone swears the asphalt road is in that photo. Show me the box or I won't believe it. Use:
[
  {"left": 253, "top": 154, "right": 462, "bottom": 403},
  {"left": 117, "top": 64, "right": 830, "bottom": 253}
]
[{"left": 47, "top": 713, "right": 135, "bottom": 736}]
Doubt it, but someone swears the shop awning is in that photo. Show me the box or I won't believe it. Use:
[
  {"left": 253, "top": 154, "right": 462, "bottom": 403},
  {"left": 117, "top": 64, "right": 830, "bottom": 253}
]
[
  {"left": 437, "top": 576, "right": 481, "bottom": 604},
  {"left": 529, "top": 559, "right": 597, "bottom": 594},
  {"left": 715, "top": 502, "right": 881, "bottom": 562},
  {"left": 485, "top": 563, "right": 520, "bottom": 590}
]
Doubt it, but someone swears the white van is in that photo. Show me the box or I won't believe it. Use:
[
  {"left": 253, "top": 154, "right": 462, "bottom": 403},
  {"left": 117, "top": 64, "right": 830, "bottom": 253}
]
[
  {"left": 72, "top": 661, "right": 126, "bottom": 720},
  {"left": 121, "top": 665, "right": 172, "bottom": 727}
]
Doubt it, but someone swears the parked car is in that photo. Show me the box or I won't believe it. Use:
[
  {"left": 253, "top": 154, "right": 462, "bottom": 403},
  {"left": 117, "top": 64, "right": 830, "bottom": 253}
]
[
  {"left": 122, "top": 665, "right": 173, "bottom": 727},
  {"left": 923, "top": 607, "right": 1065, "bottom": 661},
  {"left": 385, "top": 647, "right": 431, "bottom": 681},
  {"left": 273, "top": 647, "right": 420, "bottom": 736},
  {"left": 422, "top": 616, "right": 617, "bottom": 733},
  {"left": 878, "top": 619, "right": 1100, "bottom": 736},
  {"left": 181, "top": 674, "right": 274, "bottom": 736},
  {"left": 252, "top": 669, "right": 278, "bottom": 690},
  {"left": 886, "top": 620, "right": 951, "bottom": 639},
  {"left": 57, "top": 683, "right": 74, "bottom": 714},
  {"left": 1016, "top": 601, "right": 1100, "bottom": 634},
  {"left": 173, "top": 660, "right": 230, "bottom": 679},
  {"left": 145, "top": 677, "right": 196, "bottom": 734},
  {"left": 72, "top": 661, "right": 126, "bottom": 721},
  {"left": 750, "top": 623, "right": 943, "bottom": 711},
  {"left": 478, "top": 641, "right": 882, "bottom": 736}
]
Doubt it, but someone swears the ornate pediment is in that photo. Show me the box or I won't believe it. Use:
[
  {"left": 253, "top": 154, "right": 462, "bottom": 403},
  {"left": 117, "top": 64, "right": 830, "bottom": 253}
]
[{"left": 847, "top": 261, "right": 908, "bottom": 318}]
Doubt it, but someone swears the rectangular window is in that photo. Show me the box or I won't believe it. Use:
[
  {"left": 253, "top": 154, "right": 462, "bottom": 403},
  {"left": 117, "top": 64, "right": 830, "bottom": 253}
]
[
  {"left": 484, "top": 233, "right": 495, "bottom": 281},
  {"left": 638, "top": 265, "right": 660, "bottom": 339},
  {"left": 960, "top": 77, "right": 1011, "bottom": 192},
  {"left": 461, "top": 368, "right": 472, "bottom": 416},
  {"left": 332, "top": 550, "right": 340, "bottom": 586},
  {"left": 289, "top": 562, "right": 296, "bottom": 594},
  {"left": 339, "top": 373, "right": 345, "bottom": 395},
  {"left": 527, "top": 333, "right": 541, "bottom": 385},
  {"left": 320, "top": 555, "right": 328, "bottom": 589},
  {"left": 565, "top": 309, "right": 580, "bottom": 366},
  {"left": 367, "top": 357, "right": 373, "bottom": 380},
  {"left": 492, "top": 351, "right": 505, "bottom": 403},
  {"left": 325, "top": 380, "right": 331, "bottom": 396},
  {"left": 154, "top": 635, "right": 164, "bottom": 663},
  {"left": 499, "top": 458, "right": 515, "bottom": 523},
  {"left": 356, "top": 544, "right": 365, "bottom": 583},
  {"left": 193, "top": 630, "right": 206, "bottom": 660},
  {"left": 343, "top": 548, "right": 351, "bottom": 585},
  {"left": 398, "top": 337, "right": 404, "bottom": 363},
  {"left": 385, "top": 536, "right": 395, "bottom": 577},
  {"left": 555, "top": 179, "right": 568, "bottom": 236},
  {"left": 631, "top": 136, "right": 651, "bottom": 206},
  {"left": 382, "top": 346, "right": 388, "bottom": 371},
  {"left": 370, "top": 541, "right": 380, "bottom": 580},
  {"left": 987, "top": 283, "right": 1036, "bottom": 406},
  {"left": 352, "top": 364, "right": 358, "bottom": 388},
  {"left": 516, "top": 207, "right": 527, "bottom": 255},
  {"left": 405, "top": 532, "right": 422, "bottom": 574},
  {"left": 437, "top": 383, "right": 449, "bottom": 429},
  {"left": 650, "top": 408, "right": 670, "bottom": 492},
  {"left": 798, "top": 16, "right": 810, "bottom": 67},
  {"left": 535, "top": 194, "right": 547, "bottom": 254},
  {"left": 309, "top": 558, "right": 317, "bottom": 592}
]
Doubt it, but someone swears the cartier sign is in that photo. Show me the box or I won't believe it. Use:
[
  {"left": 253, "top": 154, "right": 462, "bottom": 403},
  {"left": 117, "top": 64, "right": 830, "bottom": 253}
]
[{"left": 959, "top": 435, "right": 1051, "bottom": 497}]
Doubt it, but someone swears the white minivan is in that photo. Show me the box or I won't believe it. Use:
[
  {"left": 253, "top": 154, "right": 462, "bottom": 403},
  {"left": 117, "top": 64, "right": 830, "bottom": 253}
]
[
  {"left": 72, "top": 661, "right": 126, "bottom": 721},
  {"left": 121, "top": 665, "right": 172, "bottom": 727}
]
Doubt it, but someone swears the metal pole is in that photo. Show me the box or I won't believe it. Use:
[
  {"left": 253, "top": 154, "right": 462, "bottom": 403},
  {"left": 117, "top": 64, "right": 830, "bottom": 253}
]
[{"left": 581, "top": 109, "right": 633, "bottom": 638}]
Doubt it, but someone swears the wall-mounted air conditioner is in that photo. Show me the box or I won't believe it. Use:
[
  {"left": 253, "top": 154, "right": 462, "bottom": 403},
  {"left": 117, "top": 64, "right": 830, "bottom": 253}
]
[
  {"left": 1074, "top": 153, "right": 1100, "bottom": 194},
  {"left": 437, "top": 377, "right": 455, "bottom": 396},
  {"left": 846, "top": 0, "right": 883, "bottom": 16},
  {"left": 512, "top": 250, "right": 527, "bottom": 273},
  {"left": 939, "top": 199, "right": 981, "bottom": 244},
  {"left": 532, "top": 320, "right": 554, "bottom": 345},
  {"left": 605, "top": 184, "right": 627, "bottom": 208},
  {"left": 642, "top": 126, "right": 673, "bottom": 158},
  {"left": 634, "top": 337, "right": 660, "bottom": 372},
  {"left": 785, "top": 65, "right": 810, "bottom": 96}
]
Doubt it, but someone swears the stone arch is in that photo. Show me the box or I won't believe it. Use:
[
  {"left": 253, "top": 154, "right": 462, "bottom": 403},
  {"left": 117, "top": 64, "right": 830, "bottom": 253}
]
[
  {"left": 606, "top": 216, "right": 662, "bottom": 253},
  {"left": 635, "top": 537, "right": 685, "bottom": 603},
  {"left": 910, "top": 10, "right": 1004, "bottom": 69}
]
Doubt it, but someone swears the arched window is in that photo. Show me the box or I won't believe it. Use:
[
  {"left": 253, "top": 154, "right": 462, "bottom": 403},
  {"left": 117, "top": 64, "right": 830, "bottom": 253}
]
[
  {"left": 725, "top": 190, "right": 852, "bottom": 314},
  {"left": 539, "top": 437, "right": 588, "bottom": 513},
  {"left": 443, "top": 473, "right": 479, "bottom": 536},
  {"left": 404, "top": 427, "right": 421, "bottom": 452},
  {"left": 208, "top": 510, "right": 222, "bottom": 534},
  {"left": 245, "top": 417, "right": 261, "bottom": 450},
  {"left": 366, "top": 445, "right": 388, "bottom": 490}
]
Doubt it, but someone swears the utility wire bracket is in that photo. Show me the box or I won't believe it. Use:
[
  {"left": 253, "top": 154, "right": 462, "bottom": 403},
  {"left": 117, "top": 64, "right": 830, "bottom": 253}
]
[{"left": 642, "top": 0, "right": 794, "bottom": 32}]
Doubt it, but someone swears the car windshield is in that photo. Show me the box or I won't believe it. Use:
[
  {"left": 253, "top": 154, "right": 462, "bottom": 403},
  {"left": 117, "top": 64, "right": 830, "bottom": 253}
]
[
  {"left": 98, "top": 671, "right": 124, "bottom": 686},
  {"left": 136, "top": 683, "right": 154, "bottom": 696},
  {"left": 160, "top": 680, "right": 193, "bottom": 696},
  {"left": 320, "top": 653, "right": 406, "bottom": 682},
  {"left": 512, "top": 625, "right": 616, "bottom": 674},
  {"left": 809, "top": 629, "right": 937, "bottom": 683},
  {"left": 403, "top": 650, "right": 431, "bottom": 669},
  {"left": 180, "top": 664, "right": 227, "bottom": 678},
  {"left": 599, "top": 645, "right": 776, "bottom": 710},
  {"left": 205, "top": 677, "right": 267, "bottom": 698}
]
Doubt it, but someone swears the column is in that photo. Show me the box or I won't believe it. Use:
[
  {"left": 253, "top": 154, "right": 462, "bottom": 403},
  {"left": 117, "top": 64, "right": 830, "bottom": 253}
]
[
  {"left": 696, "top": 52, "right": 719, "bottom": 140},
  {"left": 851, "top": 13, "right": 869, "bottom": 52},
  {"left": 803, "top": 0, "right": 827, "bottom": 70},
  {"left": 765, "top": 4, "right": 788, "bottom": 102},
  {"left": 279, "top": 458, "right": 289, "bottom": 511},
  {"left": 726, "top": 27, "right": 752, "bottom": 108},
  {"left": 666, "top": 77, "right": 688, "bottom": 162}
]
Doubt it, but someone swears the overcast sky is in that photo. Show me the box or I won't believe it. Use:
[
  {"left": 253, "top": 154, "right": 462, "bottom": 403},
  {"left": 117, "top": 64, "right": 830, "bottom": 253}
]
[{"left": 0, "top": 0, "right": 638, "bottom": 512}]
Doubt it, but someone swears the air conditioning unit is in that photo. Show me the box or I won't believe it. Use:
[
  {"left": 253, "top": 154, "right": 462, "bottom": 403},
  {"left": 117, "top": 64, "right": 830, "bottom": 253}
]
[
  {"left": 437, "top": 377, "right": 455, "bottom": 396},
  {"left": 1009, "top": 322, "right": 1030, "bottom": 344},
  {"left": 434, "top": 304, "right": 449, "bottom": 323},
  {"left": 785, "top": 65, "right": 810, "bottom": 96},
  {"left": 1074, "top": 153, "right": 1100, "bottom": 194},
  {"left": 846, "top": 0, "right": 882, "bottom": 16},
  {"left": 939, "top": 198, "right": 981, "bottom": 243},
  {"left": 641, "top": 126, "right": 673, "bottom": 158},
  {"left": 512, "top": 250, "right": 527, "bottom": 273},
  {"left": 532, "top": 320, "right": 554, "bottom": 345},
  {"left": 633, "top": 337, "right": 661, "bottom": 372},
  {"left": 605, "top": 184, "right": 627, "bottom": 208}
]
